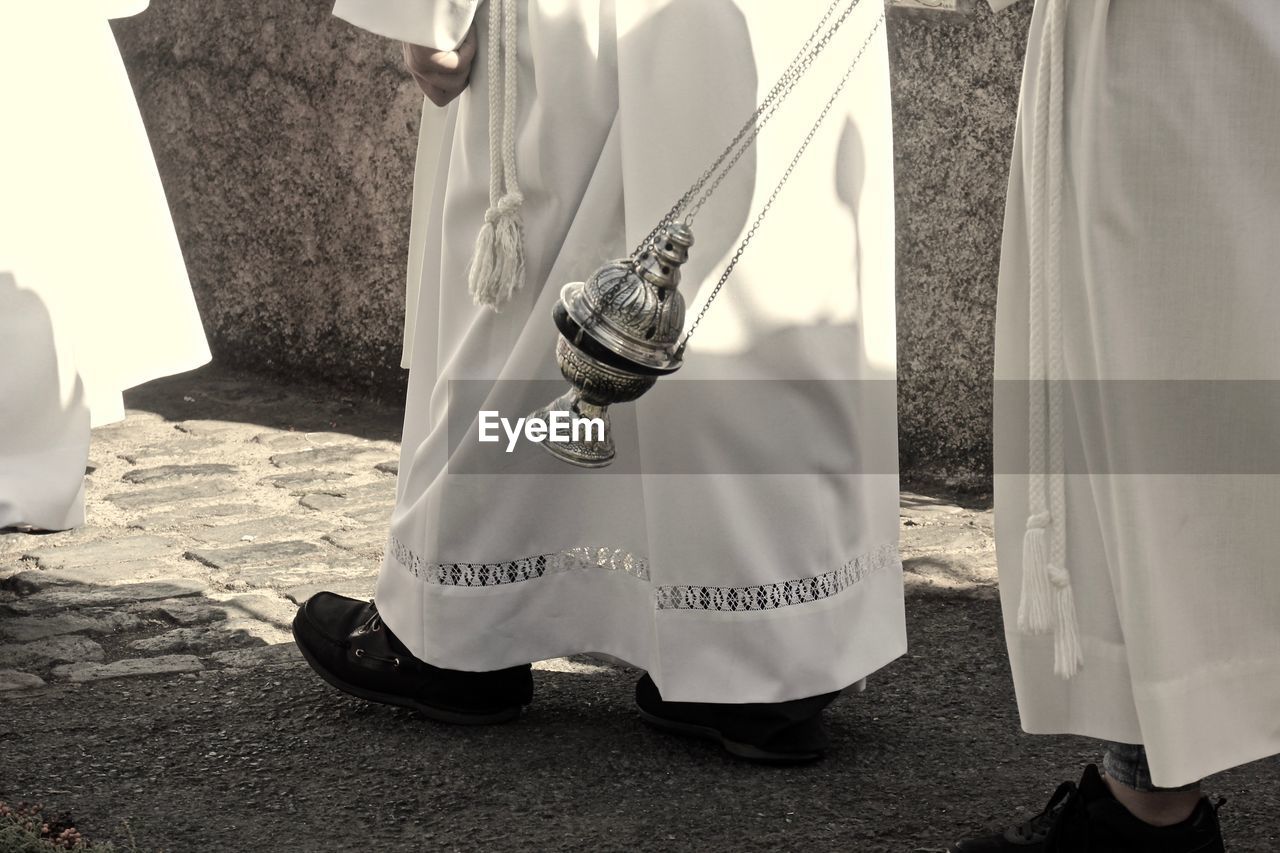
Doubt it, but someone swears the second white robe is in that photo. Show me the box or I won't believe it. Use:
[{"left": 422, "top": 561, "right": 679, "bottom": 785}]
[{"left": 335, "top": 0, "right": 906, "bottom": 703}]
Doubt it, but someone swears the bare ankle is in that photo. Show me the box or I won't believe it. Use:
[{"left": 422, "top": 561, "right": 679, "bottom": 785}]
[{"left": 1104, "top": 772, "right": 1201, "bottom": 827}]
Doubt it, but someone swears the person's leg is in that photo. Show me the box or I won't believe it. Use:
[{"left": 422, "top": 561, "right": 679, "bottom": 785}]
[
  {"left": 948, "top": 745, "right": 1224, "bottom": 852},
  {"left": 1101, "top": 742, "right": 1202, "bottom": 827}
]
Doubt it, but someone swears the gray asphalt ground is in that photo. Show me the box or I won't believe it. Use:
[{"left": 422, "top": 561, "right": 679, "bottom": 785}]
[{"left": 2, "top": 366, "right": 1276, "bottom": 852}]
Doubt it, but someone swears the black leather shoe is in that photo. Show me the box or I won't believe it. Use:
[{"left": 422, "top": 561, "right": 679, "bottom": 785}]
[
  {"left": 634, "top": 673, "right": 835, "bottom": 764},
  {"left": 949, "top": 764, "right": 1226, "bottom": 852},
  {"left": 292, "top": 592, "right": 533, "bottom": 724}
]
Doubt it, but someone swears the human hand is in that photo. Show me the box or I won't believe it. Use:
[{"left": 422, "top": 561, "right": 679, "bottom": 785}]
[{"left": 402, "top": 27, "right": 478, "bottom": 107}]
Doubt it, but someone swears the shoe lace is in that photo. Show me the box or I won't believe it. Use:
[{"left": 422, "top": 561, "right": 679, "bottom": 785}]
[{"left": 351, "top": 609, "right": 401, "bottom": 667}]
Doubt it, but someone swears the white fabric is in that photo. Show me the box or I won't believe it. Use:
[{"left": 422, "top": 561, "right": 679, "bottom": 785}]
[
  {"left": 403, "top": 103, "right": 448, "bottom": 367},
  {"left": 0, "top": 3, "right": 210, "bottom": 529},
  {"left": 995, "top": 0, "right": 1280, "bottom": 785},
  {"left": 333, "top": 0, "right": 478, "bottom": 50},
  {"left": 335, "top": 0, "right": 905, "bottom": 704},
  {"left": 465, "top": 0, "right": 525, "bottom": 309},
  {"left": 1015, "top": 0, "right": 1081, "bottom": 680}
]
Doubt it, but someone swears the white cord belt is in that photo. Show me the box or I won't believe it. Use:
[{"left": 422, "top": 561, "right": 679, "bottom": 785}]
[{"left": 1018, "top": 0, "right": 1082, "bottom": 679}]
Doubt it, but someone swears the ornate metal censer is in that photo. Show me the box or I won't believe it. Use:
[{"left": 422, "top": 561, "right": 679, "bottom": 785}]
[
  {"left": 526, "top": 0, "right": 883, "bottom": 468},
  {"left": 528, "top": 222, "right": 694, "bottom": 467}
]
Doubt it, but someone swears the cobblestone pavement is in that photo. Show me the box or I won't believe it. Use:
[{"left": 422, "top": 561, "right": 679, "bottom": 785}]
[
  {"left": 0, "top": 366, "right": 998, "bottom": 697},
  {"left": 1, "top": 366, "right": 1275, "bottom": 852}
]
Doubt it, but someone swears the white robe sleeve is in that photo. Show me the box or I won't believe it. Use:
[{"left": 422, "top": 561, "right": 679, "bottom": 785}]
[{"left": 332, "top": 0, "right": 478, "bottom": 49}]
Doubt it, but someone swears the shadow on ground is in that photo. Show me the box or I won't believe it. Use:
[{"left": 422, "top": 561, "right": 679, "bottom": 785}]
[
  {"left": 124, "top": 364, "right": 405, "bottom": 445},
  {"left": 2, "top": 590, "right": 1277, "bottom": 852}
]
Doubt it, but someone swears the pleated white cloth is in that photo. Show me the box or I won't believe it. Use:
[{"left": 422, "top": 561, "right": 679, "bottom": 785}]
[
  {"left": 332, "top": 0, "right": 906, "bottom": 703},
  {"left": 993, "top": 0, "right": 1280, "bottom": 785},
  {"left": 0, "top": 2, "right": 210, "bottom": 530}
]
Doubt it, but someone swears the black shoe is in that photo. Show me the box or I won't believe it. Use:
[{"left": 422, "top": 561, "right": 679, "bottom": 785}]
[
  {"left": 633, "top": 673, "right": 834, "bottom": 764},
  {"left": 949, "top": 764, "right": 1225, "bottom": 852},
  {"left": 292, "top": 592, "right": 533, "bottom": 724}
]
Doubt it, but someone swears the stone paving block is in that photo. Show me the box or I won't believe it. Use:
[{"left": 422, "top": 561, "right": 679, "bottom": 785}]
[
  {"left": 128, "top": 593, "right": 295, "bottom": 629},
  {"left": 1, "top": 569, "right": 73, "bottom": 596},
  {"left": 185, "top": 516, "right": 329, "bottom": 547},
  {"left": 0, "top": 669, "right": 46, "bottom": 692},
  {"left": 298, "top": 493, "right": 346, "bottom": 512},
  {"left": 22, "top": 535, "right": 177, "bottom": 568},
  {"left": 117, "top": 436, "right": 223, "bottom": 464},
  {"left": 9, "top": 578, "right": 207, "bottom": 614},
  {"left": 128, "top": 598, "right": 228, "bottom": 626},
  {"left": 209, "top": 643, "right": 301, "bottom": 668},
  {"left": 131, "top": 503, "right": 263, "bottom": 531},
  {"left": 34, "top": 561, "right": 176, "bottom": 587},
  {"left": 228, "top": 562, "right": 368, "bottom": 593},
  {"left": 0, "top": 635, "right": 106, "bottom": 669},
  {"left": 269, "top": 445, "right": 387, "bottom": 470},
  {"left": 21, "top": 535, "right": 179, "bottom": 579},
  {"left": 374, "top": 460, "right": 398, "bottom": 476},
  {"left": 340, "top": 504, "right": 394, "bottom": 526},
  {"left": 0, "top": 611, "right": 147, "bottom": 642},
  {"left": 106, "top": 480, "right": 238, "bottom": 510},
  {"left": 284, "top": 579, "right": 375, "bottom": 606},
  {"left": 174, "top": 420, "right": 256, "bottom": 438},
  {"left": 52, "top": 655, "right": 204, "bottom": 683},
  {"left": 321, "top": 530, "right": 387, "bottom": 553},
  {"left": 325, "top": 481, "right": 396, "bottom": 502},
  {"left": 205, "top": 593, "right": 299, "bottom": 628},
  {"left": 128, "top": 620, "right": 290, "bottom": 655},
  {"left": 258, "top": 470, "right": 353, "bottom": 491},
  {"left": 185, "top": 540, "right": 323, "bottom": 570},
  {"left": 121, "top": 464, "right": 239, "bottom": 485},
  {"left": 253, "top": 431, "right": 352, "bottom": 451}
]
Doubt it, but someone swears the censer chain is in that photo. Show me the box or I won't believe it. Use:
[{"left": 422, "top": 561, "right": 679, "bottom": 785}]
[
  {"left": 632, "top": 0, "right": 864, "bottom": 256},
  {"left": 682, "top": 0, "right": 869, "bottom": 223},
  {"left": 676, "top": 10, "right": 886, "bottom": 356}
]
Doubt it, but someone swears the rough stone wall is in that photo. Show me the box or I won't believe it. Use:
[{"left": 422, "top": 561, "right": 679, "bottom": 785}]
[
  {"left": 112, "top": 1, "right": 421, "bottom": 399},
  {"left": 888, "top": 5, "right": 1032, "bottom": 488},
  {"left": 112, "top": 2, "right": 1032, "bottom": 486}
]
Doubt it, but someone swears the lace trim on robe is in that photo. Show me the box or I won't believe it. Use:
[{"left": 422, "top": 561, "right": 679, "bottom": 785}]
[
  {"left": 654, "top": 543, "right": 899, "bottom": 611},
  {"left": 388, "top": 538, "right": 898, "bottom": 612}
]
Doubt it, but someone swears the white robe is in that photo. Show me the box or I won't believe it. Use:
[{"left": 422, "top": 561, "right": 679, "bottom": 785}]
[
  {"left": 993, "top": 0, "right": 1280, "bottom": 785},
  {"left": 0, "top": 2, "right": 210, "bottom": 530},
  {"left": 333, "top": 0, "right": 905, "bottom": 703}
]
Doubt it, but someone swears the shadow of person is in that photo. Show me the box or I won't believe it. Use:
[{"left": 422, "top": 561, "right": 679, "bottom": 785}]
[{"left": 0, "top": 272, "right": 92, "bottom": 532}]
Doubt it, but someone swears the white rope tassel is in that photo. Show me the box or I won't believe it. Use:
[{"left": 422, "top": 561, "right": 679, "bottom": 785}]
[
  {"left": 1019, "top": 513, "right": 1053, "bottom": 633},
  {"left": 468, "top": 0, "right": 524, "bottom": 310},
  {"left": 1021, "top": 0, "right": 1081, "bottom": 678}
]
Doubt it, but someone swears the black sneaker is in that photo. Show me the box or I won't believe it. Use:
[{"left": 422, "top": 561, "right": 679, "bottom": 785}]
[
  {"left": 634, "top": 673, "right": 834, "bottom": 764},
  {"left": 949, "top": 764, "right": 1225, "bottom": 852},
  {"left": 292, "top": 592, "right": 532, "bottom": 724}
]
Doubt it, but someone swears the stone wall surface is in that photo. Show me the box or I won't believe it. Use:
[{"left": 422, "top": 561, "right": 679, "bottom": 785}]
[{"left": 112, "top": 2, "right": 1032, "bottom": 488}]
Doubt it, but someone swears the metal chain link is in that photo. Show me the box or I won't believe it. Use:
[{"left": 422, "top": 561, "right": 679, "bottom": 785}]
[
  {"left": 683, "top": 0, "right": 867, "bottom": 223},
  {"left": 677, "top": 10, "right": 886, "bottom": 354},
  {"left": 630, "top": 0, "right": 859, "bottom": 257}
]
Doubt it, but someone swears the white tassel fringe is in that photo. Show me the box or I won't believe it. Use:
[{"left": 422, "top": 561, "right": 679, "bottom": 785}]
[
  {"left": 468, "top": 191, "right": 525, "bottom": 309},
  {"left": 1050, "top": 568, "right": 1082, "bottom": 678},
  {"left": 1018, "top": 514, "right": 1053, "bottom": 633}
]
